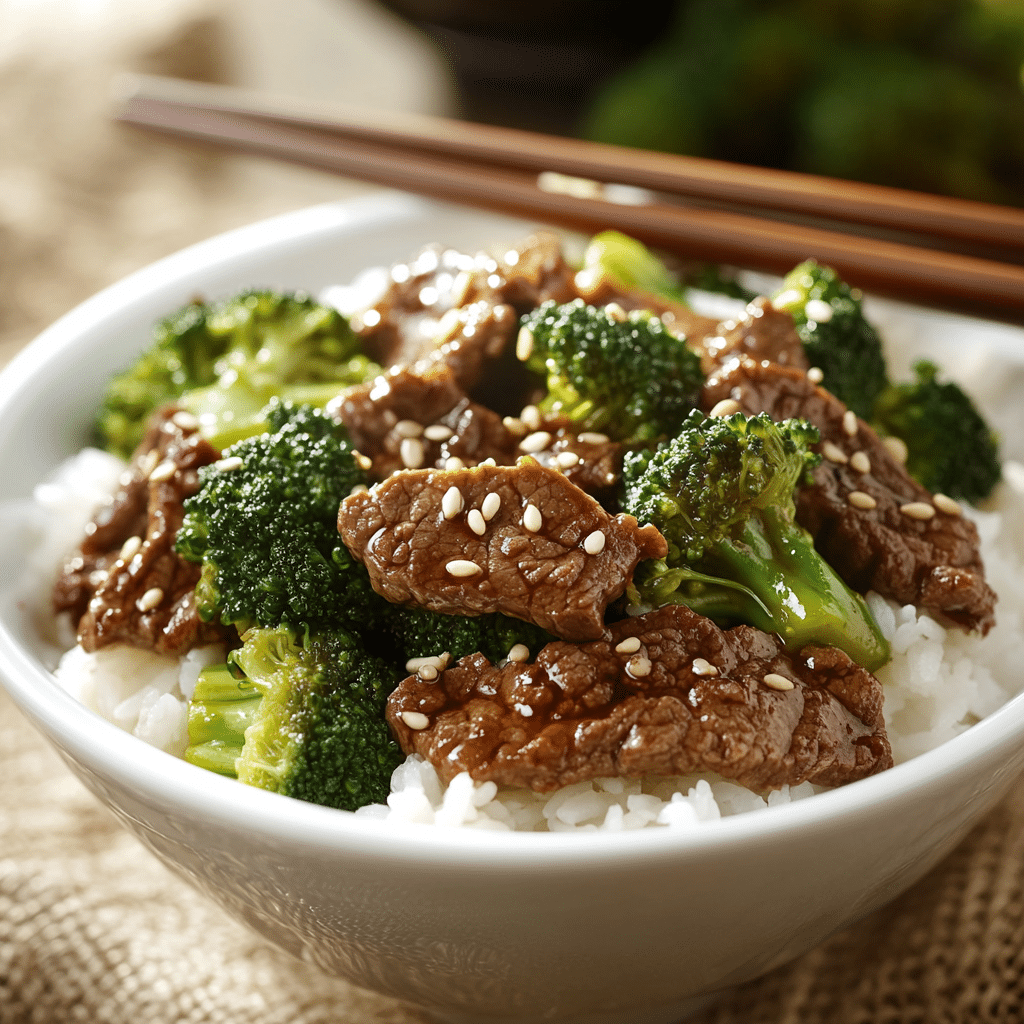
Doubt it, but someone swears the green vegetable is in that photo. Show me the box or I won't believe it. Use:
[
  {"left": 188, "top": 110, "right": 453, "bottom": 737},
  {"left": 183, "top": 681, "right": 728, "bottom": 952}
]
[
  {"left": 96, "top": 290, "right": 381, "bottom": 457},
  {"left": 387, "top": 606, "right": 553, "bottom": 666},
  {"left": 872, "top": 359, "right": 1001, "bottom": 503},
  {"left": 582, "top": 231, "right": 690, "bottom": 303},
  {"left": 583, "top": 0, "right": 1024, "bottom": 207},
  {"left": 774, "top": 260, "right": 890, "bottom": 421},
  {"left": 175, "top": 400, "right": 371, "bottom": 635},
  {"left": 622, "top": 409, "right": 890, "bottom": 671},
  {"left": 518, "top": 298, "right": 704, "bottom": 444},
  {"left": 185, "top": 625, "right": 403, "bottom": 811}
]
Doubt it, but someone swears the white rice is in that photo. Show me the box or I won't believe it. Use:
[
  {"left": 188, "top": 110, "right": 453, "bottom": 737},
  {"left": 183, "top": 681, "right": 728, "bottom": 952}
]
[{"left": 33, "top": 443, "right": 1024, "bottom": 832}]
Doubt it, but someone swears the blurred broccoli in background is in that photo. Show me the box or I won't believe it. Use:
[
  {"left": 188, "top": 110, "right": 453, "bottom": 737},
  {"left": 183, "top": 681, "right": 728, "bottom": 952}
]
[
  {"left": 872, "top": 359, "right": 1002, "bottom": 502},
  {"left": 518, "top": 298, "right": 704, "bottom": 443},
  {"left": 583, "top": 0, "right": 1024, "bottom": 206},
  {"left": 96, "top": 289, "right": 382, "bottom": 457}
]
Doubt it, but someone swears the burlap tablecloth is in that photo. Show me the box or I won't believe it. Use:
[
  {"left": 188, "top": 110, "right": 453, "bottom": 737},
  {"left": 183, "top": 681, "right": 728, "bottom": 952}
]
[{"left": 3, "top": 2, "right": 1024, "bottom": 1021}]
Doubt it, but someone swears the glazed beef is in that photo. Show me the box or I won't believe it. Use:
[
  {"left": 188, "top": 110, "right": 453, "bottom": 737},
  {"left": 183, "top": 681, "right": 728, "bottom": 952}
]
[
  {"left": 338, "top": 461, "right": 667, "bottom": 641},
  {"left": 351, "top": 232, "right": 577, "bottom": 390},
  {"left": 698, "top": 297, "right": 808, "bottom": 374},
  {"left": 387, "top": 604, "right": 892, "bottom": 792},
  {"left": 329, "top": 364, "right": 520, "bottom": 480},
  {"left": 702, "top": 357, "right": 995, "bottom": 633},
  {"left": 53, "top": 408, "right": 230, "bottom": 655}
]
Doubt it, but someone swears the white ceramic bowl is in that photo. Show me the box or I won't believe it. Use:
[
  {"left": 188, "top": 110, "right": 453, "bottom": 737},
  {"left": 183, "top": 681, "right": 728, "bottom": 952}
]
[{"left": 2, "top": 193, "right": 1023, "bottom": 1024}]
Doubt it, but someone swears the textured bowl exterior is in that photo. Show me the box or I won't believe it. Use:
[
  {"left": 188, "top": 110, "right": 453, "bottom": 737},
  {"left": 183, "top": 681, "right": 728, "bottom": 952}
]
[{"left": 2, "top": 194, "right": 1023, "bottom": 1024}]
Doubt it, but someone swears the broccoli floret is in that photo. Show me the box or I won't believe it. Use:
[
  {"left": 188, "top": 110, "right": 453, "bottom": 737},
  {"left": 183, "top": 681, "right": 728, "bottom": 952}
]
[
  {"left": 584, "top": 230, "right": 756, "bottom": 303},
  {"left": 386, "top": 606, "right": 554, "bottom": 666},
  {"left": 96, "top": 289, "right": 382, "bottom": 457},
  {"left": 621, "top": 409, "right": 891, "bottom": 671},
  {"left": 774, "top": 261, "right": 890, "bottom": 420},
  {"left": 518, "top": 298, "right": 704, "bottom": 444},
  {"left": 185, "top": 625, "right": 403, "bottom": 811},
  {"left": 582, "top": 231, "right": 690, "bottom": 304},
  {"left": 175, "top": 401, "right": 372, "bottom": 635},
  {"left": 872, "top": 359, "right": 1001, "bottom": 503}
]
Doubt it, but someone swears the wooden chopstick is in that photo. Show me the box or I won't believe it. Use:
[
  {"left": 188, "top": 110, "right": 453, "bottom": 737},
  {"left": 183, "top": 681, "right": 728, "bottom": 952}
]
[{"left": 113, "top": 73, "right": 1024, "bottom": 318}]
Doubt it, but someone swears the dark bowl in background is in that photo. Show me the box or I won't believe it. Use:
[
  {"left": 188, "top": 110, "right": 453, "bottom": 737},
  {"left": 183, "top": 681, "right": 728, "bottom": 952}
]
[{"left": 375, "top": 0, "right": 677, "bottom": 133}]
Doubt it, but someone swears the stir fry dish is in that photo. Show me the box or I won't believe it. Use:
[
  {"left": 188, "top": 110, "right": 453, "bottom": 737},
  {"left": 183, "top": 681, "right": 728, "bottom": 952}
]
[{"left": 52, "top": 229, "right": 1001, "bottom": 813}]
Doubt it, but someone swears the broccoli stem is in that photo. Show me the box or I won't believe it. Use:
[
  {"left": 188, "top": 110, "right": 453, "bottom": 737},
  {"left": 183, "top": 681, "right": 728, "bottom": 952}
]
[
  {"left": 184, "top": 662, "right": 261, "bottom": 777},
  {"left": 707, "top": 510, "right": 890, "bottom": 671}
]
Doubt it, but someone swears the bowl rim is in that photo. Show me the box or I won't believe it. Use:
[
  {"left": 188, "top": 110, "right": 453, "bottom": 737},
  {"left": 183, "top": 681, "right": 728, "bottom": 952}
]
[{"left": 1, "top": 190, "right": 1022, "bottom": 870}]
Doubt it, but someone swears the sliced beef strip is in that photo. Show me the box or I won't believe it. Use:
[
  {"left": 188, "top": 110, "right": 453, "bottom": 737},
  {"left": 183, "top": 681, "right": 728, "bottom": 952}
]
[
  {"left": 352, "top": 232, "right": 576, "bottom": 390},
  {"left": 53, "top": 407, "right": 231, "bottom": 656},
  {"left": 387, "top": 603, "right": 892, "bottom": 793},
  {"left": 702, "top": 356, "right": 995, "bottom": 633},
  {"left": 329, "top": 364, "right": 520, "bottom": 480},
  {"left": 698, "top": 297, "right": 809, "bottom": 374},
  {"left": 576, "top": 263, "right": 806, "bottom": 374},
  {"left": 338, "top": 460, "right": 667, "bottom": 641}
]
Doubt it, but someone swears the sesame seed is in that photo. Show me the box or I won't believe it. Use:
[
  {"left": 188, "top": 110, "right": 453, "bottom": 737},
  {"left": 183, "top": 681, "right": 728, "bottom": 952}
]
[
  {"left": 692, "top": 658, "right": 718, "bottom": 677},
  {"left": 400, "top": 437, "right": 424, "bottom": 469},
  {"left": 933, "top": 493, "right": 962, "bottom": 516},
  {"left": 604, "top": 302, "right": 627, "bottom": 322},
  {"left": 354, "top": 451, "right": 373, "bottom": 470},
  {"left": 882, "top": 436, "right": 909, "bottom": 465},
  {"left": 405, "top": 655, "right": 442, "bottom": 672},
  {"left": 349, "top": 483, "right": 368, "bottom": 497},
  {"left": 583, "top": 529, "right": 606, "bottom": 555},
  {"left": 577, "top": 431, "right": 610, "bottom": 445},
  {"left": 88, "top": 569, "right": 108, "bottom": 587},
  {"left": 516, "top": 703, "right": 534, "bottom": 717},
  {"left": 507, "top": 643, "right": 530, "bottom": 663},
  {"left": 626, "top": 655, "right": 652, "bottom": 678},
  {"left": 136, "top": 587, "right": 164, "bottom": 613},
  {"left": 395, "top": 419, "right": 424, "bottom": 438},
  {"left": 523, "top": 504, "right": 543, "bottom": 532},
  {"left": 467, "top": 509, "right": 486, "bottom": 536},
  {"left": 445, "top": 457, "right": 466, "bottom": 470},
  {"left": 807, "top": 367, "right": 825, "bottom": 384},
  {"left": 149, "top": 460, "right": 176, "bottom": 482},
  {"left": 804, "top": 298, "right": 834, "bottom": 323},
  {"left": 843, "top": 410, "right": 858, "bottom": 437},
  {"left": 520, "top": 430, "right": 552, "bottom": 453},
  {"left": 850, "top": 451, "right": 871, "bottom": 474},
  {"left": 437, "top": 652, "right": 452, "bottom": 669},
  {"left": 848, "top": 491, "right": 877, "bottom": 510},
  {"left": 615, "top": 636, "right": 642, "bottom": 654},
  {"left": 423, "top": 424, "right": 453, "bottom": 442},
  {"left": 478, "top": 458, "right": 497, "bottom": 468},
  {"left": 481, "top": 492, "right": 501, "bottom": 521},
  {"left": 442, "top": 486, "right": 464, "bottom": 519},
  {"left": 502, "top": 416, "right": 527, "bottom": 437},
  {"left": 516, "top": 326, "right": 535, "bottom": 361},
  {"left": 215, "top": 456, "right": 243, "bottom": 472},
  {"left": 119, "top": 536, "right": 142, "bottom": 561},
  {"left": 401, "top": 711, "right": 431, "bottom": 731},
  {"left": 520, "top": 405, "right": 542, "bottom": 431},
  {"left": 138, "top": 450, "right": 159, "bottom": 477},
  {"left": 417, "top": 664, "right": 439, "bottom": 682},
  {"left": 763, "top": 673, "right": 795, "bottom": 691},
  {"left": 709, "top": 399, "right": 742, "bottom": 418},
  {"left": 822, "top": 441, "right": 848, "bottom": 464},
  {"left": 900, "top": 501, "right": 936, "bottom": 521},
  {"left": 555, "top": 451, "right": 580, "bottom": 469},
  {"left": 171, "top": 410, "right": 199, "bottom": 431},
  {"left": 446, "top": 559, "right": 483, "bottom": 578}
]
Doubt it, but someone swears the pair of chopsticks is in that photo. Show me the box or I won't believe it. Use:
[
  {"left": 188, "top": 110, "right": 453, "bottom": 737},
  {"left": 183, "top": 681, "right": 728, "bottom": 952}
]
[{"left": 114, "top": 73, "right": 1024, "bottom": 318}]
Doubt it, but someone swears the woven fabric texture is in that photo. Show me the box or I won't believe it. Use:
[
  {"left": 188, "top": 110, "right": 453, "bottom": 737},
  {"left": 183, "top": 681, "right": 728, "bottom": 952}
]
[{"left": 2, "top": 2, "right": 1024, "bottom": 1022}]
